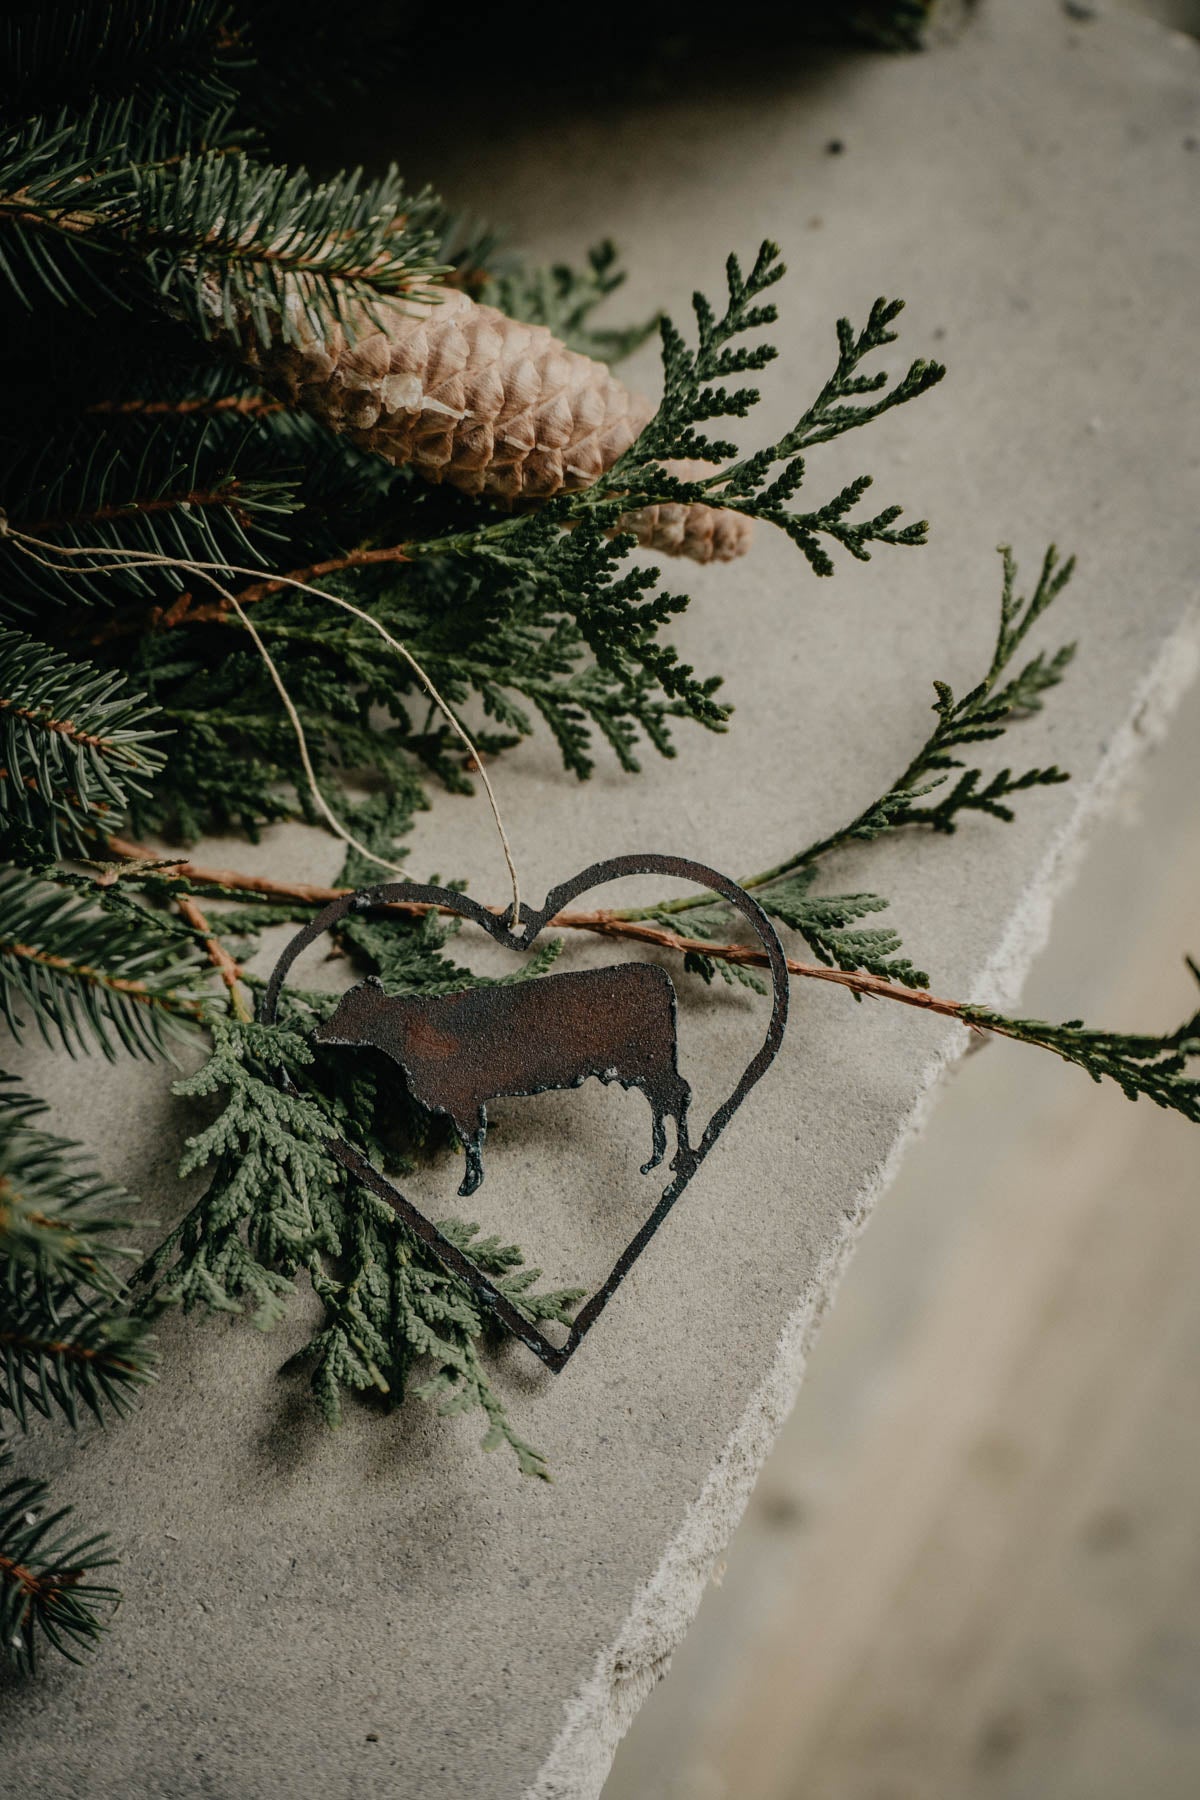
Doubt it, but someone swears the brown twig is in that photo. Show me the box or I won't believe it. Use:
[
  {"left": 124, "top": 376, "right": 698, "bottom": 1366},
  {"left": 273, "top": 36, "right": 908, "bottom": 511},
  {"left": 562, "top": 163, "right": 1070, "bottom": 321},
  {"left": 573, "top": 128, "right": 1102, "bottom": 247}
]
[
  {"left": 0, "top": 1328, "right": 138, "bottom": 1369},
  {"left": 174, "top": 892, "right": 251, "bottom": 1022},
  {"left": 0, "top": 695, "right": 111, "bottom": 752},
  {"left": 104, "top": 836, "right": 990, "bottom": 1036},
  {"left": 0, "top": 1553, "right": 86, "bottom": 1621},
  {"left": 89, "top": 543, "right": 414, "bottom": 639},
  {"left": 19, "top": 481, "right": 250, "bottom": 537},
  {"left": 86, "top": 394, "right": 283, "bottom": 419},
  {"left": 0, "top": 1553, "right": 52, "bottom": 1602},
  {"left": 0, "top": 932, "right": 204, "bottom": 1020}
]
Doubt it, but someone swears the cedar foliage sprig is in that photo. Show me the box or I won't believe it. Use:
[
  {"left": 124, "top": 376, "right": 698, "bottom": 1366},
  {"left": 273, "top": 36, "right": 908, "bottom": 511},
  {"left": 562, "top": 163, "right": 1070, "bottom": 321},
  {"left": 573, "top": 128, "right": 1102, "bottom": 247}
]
[
  {"left": 484, "top": 238, "right": 662, "bottom": 364},
  {"left": 581, "top": 251, "right": 946, "bottom": 577},
  {"left": 965, "top": 970, "right": 1200, "bottom": 1124},
  {"left": 136, "top": 1015, "right": 581, "bottom": 1476},
  {"left": 628, "top": 544, "right": 1076, "bottom": 988}
]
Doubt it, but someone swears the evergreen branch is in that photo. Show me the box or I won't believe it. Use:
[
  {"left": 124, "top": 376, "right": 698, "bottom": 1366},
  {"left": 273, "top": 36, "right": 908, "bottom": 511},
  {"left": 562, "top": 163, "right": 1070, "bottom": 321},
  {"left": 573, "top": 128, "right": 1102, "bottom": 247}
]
[
  {"left": 0, "top": 1077, "right": 155, "bottom": 1670},
  {"left": 484, "top": 239, "right": 660, "bottom": 363},
  {"left": 0, "top": 1459, "right": 118, "bottom": 1673},
  {"left": 140, "top": 543, "right": 414, "bottom": 630},
  {"left": 95, "top": 834, "right": 1200, "bottom": 1129},
  {"left": 0, "top": 417, "right": 300, "bottom": 613},
  {"left": 0, "top": 1303, "right": 153, "bottom": 1432},
  {"left": 4, "top": 2, "right": 243, "bottom": 159},
  {"left": 582, "top": 253, "right": 945, "bottom": 575},
  {"left": 86, "top": 393, "right": 284, "bottom": 419},
  {"left": 134, "top": 153, "right": 446, "bottom": 344},
  {"left": 753, "top": 544, "right": 1075, "bottom": 878},
  {"left": 173, "top": 893, "right": 251, "bottom": 1022},
  {"left": 628, "top": 545, "right": 1076, "bottom": 961},
  {"left": 0, "top": 870, "right": 207, "bottom": 1057},
  {"left": 0, "top": 629, "right": 166, "bottom": 862},
  {"left": 0, "top": 1074, "right": 143, "bottom": 1304},
  {"left": 0, "top": 113, "right": 445, "bottom": 332},
  {"left": 137, "top": 1019, "right": 575, "bottom": 1471},
  {"left": 963, "top": 965, "right": 1200, "bottom": 1122}
]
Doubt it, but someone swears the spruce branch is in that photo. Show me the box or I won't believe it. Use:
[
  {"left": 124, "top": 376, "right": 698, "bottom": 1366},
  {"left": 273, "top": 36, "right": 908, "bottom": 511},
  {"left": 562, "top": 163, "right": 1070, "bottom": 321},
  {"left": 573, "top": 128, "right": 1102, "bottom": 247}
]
[
  {"left": 4, "top": 2, "right": 243, "bottom": 160},
  {"left": 0, "top": 1075, "right": 156, "bottom": 1670},
  {"left": 0, "top": 417, "right": 300, "bottom": 614},
  {"left": 0, "top": 1459, "right": 118, "bottom": 1673},
  {"left": 0, "top": 628, "right": 166, "bottom": 863},
  {"left": 0, "top": 108, "right": 445, "bottom": 332},
  {"left": 0, "top": 870, "right": 207, "bottom": 1057},
  {"left": 0, "top": 1075, "right": 149, "bottom": 1311},
  {"left": 135, "top": 153, "right": 446, "bottom": 345}
]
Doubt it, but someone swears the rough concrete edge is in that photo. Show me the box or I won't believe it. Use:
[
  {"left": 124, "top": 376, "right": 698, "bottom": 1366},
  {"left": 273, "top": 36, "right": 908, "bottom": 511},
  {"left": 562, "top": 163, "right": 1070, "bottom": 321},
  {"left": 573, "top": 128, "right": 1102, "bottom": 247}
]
[{"left": 524, "top": 602, "right": 1200, "bottom": 1800}]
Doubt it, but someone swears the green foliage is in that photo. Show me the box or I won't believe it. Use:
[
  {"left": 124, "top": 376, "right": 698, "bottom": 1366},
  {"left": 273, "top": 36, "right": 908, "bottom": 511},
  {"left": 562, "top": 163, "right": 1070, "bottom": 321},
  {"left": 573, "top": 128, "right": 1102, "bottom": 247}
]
[
  {"left": 138, "top": 1017, "right": 580, "bottom": 1475},
  {"left": 755, "top": 871, "right": 929, "bottom": 987},
  {"left": 590, "top": 252, "right": 946, "bottom": 578},
  {"left": 868, "top": 544, "right": 1075, "bottom": 837},
  {"left": 485, "top": 239, "right": 661, "bottom": 363},
  {"left": 339, "top": 903, "right": 564, "bottom": 996},
  {"left": 136, "top": 154, "right": 445, "bottom": 346},
  {"left": 3, "top": 2, "right": 243, "bottom": 154},
  {"left": 630, "top": 544, "right": 1076, "bottom": 992},
  {"left": 836, "top": 0, "right": 950, "bottom": 52},
  {"left": 967, "top": 963, "right": 1200, "bottom": 1122},
  {"left": 0, "top": 1459, "right": 118, "bottom": 1673},
  {"left": 0, "top": 1077, "right": 156, "bottom": 1430},
  {"left": 0, "top": 0, "right": 1195, "bottom": 1664},
  {"left": 0, "top": 104, "right": 443, "bottom": 329},
  {"left": 0, "top": 870, "right": 205, "bottom": 1058},
  {"left": 0, "top": 629, "right": 165, "bottom": 863},
  {"left": 0, "top": 1075, "right": 156, "bottom": 1670},
  {"left": 0, "top": 416, "right": 298, "bottom": 614}
]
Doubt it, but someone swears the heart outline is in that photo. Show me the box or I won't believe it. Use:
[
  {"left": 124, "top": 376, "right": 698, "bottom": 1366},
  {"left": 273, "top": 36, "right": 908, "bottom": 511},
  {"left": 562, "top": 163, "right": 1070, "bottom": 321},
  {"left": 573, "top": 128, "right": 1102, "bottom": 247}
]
[{"left": 260, "top": 854, "right": 789, "bottom": 1372}]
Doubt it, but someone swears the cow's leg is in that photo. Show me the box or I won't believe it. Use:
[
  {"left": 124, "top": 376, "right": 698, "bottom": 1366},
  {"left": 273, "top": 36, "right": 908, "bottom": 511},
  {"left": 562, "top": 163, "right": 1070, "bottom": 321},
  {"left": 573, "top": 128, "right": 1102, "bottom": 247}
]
[
  {"left": 640, "top": 1101, "right": 668, "bottom": 1176},
  {"left": 640, "top": 1068, "right": 693, "bottom": 1177},
  {"left": 457, "top": 1111, "right": 487, "bottom": 1196}
]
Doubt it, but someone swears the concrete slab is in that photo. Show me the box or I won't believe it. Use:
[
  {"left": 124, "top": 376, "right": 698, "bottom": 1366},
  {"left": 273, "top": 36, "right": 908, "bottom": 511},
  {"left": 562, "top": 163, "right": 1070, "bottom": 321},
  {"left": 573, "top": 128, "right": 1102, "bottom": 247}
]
[{"left": 2, "top": 5, "right": 1198, "bottom": 1798}]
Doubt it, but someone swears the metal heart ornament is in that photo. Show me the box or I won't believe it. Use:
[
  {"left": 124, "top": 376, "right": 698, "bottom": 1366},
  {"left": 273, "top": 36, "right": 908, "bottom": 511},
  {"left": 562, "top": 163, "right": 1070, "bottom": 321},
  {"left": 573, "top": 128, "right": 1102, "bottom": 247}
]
[{"left": 261, "top": 855, "right": 789, "bottom": 1371}]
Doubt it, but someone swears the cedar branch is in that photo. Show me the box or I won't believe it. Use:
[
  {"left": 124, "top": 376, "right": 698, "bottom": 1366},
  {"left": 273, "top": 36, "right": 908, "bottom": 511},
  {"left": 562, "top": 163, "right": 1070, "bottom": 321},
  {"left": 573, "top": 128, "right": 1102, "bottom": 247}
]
[
  {"left": 174, "top": 892, "right": 251, "bottom": 1022},
  {"left": 92, "top": 545, "right": 414, "bottom": 638},
  {"left": 86, "top": 395, "right": 283, "bottom": 419},
  {"left": 103, "top": 837, "right": 988, "bottom": 1034}
]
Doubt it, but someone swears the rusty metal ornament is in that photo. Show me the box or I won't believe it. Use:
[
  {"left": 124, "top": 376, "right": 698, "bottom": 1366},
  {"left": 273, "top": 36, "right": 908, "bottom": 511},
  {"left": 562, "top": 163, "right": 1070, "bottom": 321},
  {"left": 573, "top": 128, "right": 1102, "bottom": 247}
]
[{"left": 260, "top": 855, "right": 789, "bottom": 1372}]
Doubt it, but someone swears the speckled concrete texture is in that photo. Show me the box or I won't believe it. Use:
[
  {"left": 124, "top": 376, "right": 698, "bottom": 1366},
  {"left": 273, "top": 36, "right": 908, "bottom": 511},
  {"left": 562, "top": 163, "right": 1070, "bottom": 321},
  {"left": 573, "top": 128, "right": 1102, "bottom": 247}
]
[{"left": 1, "top": 5, "right": 1197, "bottom": 1798}]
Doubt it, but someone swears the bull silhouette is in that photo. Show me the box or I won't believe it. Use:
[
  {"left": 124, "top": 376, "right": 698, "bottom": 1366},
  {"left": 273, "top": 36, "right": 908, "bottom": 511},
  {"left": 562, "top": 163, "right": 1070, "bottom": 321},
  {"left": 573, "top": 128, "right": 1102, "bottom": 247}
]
[{"left": 314, "top": 963, "right": 692, "bottom": 1197}]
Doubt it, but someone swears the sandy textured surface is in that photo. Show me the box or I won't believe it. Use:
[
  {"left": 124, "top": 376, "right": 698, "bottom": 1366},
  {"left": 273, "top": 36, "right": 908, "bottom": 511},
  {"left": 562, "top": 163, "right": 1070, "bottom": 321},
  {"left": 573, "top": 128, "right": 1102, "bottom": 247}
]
[{"left": 2, "top": 5, "right": 1198, "bottom": 1798}]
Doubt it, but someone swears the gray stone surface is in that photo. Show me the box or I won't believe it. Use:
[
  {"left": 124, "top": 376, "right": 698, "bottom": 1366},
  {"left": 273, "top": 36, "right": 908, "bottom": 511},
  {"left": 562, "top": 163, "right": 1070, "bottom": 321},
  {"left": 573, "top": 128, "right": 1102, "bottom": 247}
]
[{"left": 2, "top": 5, "right": 1198, "bottom": 1798}]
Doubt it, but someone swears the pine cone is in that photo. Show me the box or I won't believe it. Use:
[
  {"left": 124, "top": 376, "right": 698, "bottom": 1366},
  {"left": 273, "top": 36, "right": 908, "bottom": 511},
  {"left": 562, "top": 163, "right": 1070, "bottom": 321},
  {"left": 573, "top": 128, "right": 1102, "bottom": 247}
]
[
  {"left": 248, "top": 289, "right": 751, "bottom": 558},
  {"left": 617, "top": 461, "right": 754, "bottom": 564}
]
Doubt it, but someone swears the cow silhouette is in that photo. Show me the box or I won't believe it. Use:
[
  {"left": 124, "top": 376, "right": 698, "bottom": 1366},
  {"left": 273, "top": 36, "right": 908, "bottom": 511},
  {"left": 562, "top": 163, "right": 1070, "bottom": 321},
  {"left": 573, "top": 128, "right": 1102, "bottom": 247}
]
[{"left": 314, "top": 963, "right": 692, "bottom": 1197}]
